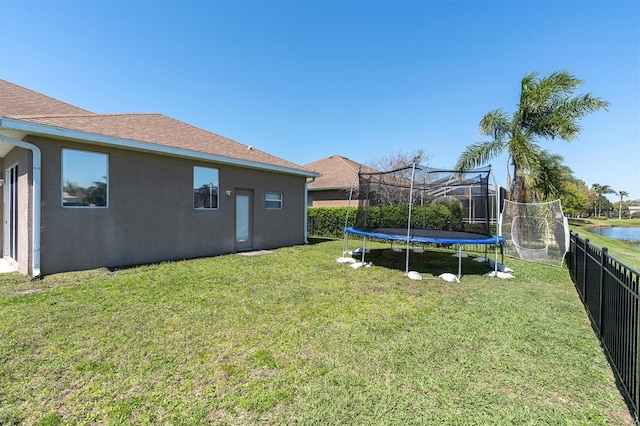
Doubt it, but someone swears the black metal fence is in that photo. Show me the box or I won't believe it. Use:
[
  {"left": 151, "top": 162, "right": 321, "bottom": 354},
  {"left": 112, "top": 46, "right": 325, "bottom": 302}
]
[{"left": 566, "top": 231, "right": 640, "bottom": 419}]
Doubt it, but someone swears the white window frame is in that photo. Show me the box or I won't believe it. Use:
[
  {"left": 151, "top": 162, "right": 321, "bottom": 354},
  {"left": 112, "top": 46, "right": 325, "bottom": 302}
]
[
  {"left": 193, "top": 166, "right": 220, "bottom": 210},
  {"left": 61, "top": 148, "right": 109, "bottom": 208},
  {"left": 265, "top": 192, "right": 283, "bottom": 210}
]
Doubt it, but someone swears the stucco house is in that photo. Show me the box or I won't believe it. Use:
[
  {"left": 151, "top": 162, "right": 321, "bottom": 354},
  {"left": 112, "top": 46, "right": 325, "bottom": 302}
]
[
  {"left": 304, "top": 155, "right": 377, "bottom": 207},
  {"left": 0, "top": 79, "right": 319, "bottom": 276}
]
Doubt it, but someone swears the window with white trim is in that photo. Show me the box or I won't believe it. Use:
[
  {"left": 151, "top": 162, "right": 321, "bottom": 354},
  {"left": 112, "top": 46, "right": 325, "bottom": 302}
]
[
  {"left": 62, "top": 149, "right": 108, "bottom": 207},
  {"left": 265, "top": 192, "right": 283, "bottom": 209},
  {"left": 194, "top": 166, "right": 219, "bottom": 209}
]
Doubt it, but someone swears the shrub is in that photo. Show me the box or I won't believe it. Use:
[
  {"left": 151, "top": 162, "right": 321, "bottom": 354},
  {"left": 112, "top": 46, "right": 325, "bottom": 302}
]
[
  {"left": 307, "top": 207, "right": 356, "bottom": 237},
  {"left": 307, "top": 202, "right": 463, "bottom": 237}
]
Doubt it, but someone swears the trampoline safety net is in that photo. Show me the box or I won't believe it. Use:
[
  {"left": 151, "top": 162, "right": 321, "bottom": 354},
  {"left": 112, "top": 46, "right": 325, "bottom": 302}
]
[{"left": 350, "top": 164, "right": 498, "bottom": 236}]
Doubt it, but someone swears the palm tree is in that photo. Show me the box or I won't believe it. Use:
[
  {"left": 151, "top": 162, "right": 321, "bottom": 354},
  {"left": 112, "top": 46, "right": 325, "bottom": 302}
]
[
  {"left": 592, "top": 183, "right": 615, "bottom": 217},
  {"left": 618, "top": 190, "right": 630, "bottom": 219},
  {"left": 455, "top": 71, "right": 608, "bottom": 202}
]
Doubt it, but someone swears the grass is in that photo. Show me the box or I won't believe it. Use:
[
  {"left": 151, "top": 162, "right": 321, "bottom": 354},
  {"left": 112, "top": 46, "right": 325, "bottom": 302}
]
[
  {"left": 0, "top": 238, "right": 634, "bottom": 424},
  {"left": 576, "top": 218, "right": 640, "bottom": 228},
  {"left": 569, "top": 218, "right": 640, "bottom": 270}
]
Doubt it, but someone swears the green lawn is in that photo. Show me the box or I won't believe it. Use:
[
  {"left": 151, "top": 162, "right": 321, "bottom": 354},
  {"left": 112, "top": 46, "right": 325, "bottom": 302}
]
[{"left": 0, "top": 239, "right": 634, "bottom": 425}]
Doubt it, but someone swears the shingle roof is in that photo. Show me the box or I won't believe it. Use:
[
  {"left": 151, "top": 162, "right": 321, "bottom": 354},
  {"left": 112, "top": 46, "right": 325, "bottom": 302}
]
[
  {"left": 0, "top": 79, "right": 92, "bottom": 116},
  {"left": 11, "top": 113, "right": 307, "bottom": 171},
  {"left": 0, "top": 79, "right": 313, "bottom": 174},
  {"left": 304, "top": 155, "right": 377, "bottom": 189}
]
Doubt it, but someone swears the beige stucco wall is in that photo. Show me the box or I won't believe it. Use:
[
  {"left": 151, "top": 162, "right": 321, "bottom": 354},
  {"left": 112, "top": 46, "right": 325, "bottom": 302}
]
[{"left": 27, "top": 136, "right": 307, "bottom": 275}]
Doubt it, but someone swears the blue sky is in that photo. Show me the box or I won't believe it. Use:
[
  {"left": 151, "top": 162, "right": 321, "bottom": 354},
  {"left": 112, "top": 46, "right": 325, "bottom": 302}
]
[{"left": 1, "top": 0, "right": 638, "bottom": 201}]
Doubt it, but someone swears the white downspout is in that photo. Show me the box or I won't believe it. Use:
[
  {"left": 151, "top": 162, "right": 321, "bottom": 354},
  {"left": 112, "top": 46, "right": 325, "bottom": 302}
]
[
  {"left": 304, "top": 176, "right": 316, "bottom": 244},
  {"left": 0, "top": 134, "right": 41, "bottom": 277}
]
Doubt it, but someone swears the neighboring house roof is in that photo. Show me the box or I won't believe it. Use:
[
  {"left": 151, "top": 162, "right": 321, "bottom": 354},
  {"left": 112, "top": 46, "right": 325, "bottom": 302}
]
[
  {"left": 304, "top": 155, "right": 377, "bottom": 190},
  {"left": 0, "top": 79, "right": 318, "bottom": 177}
]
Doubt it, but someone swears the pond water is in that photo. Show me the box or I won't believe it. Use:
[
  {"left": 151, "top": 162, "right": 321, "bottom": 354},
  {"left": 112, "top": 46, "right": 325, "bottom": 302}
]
[{"left": 587, "top": 227, "right": 640, "bottom": 248}]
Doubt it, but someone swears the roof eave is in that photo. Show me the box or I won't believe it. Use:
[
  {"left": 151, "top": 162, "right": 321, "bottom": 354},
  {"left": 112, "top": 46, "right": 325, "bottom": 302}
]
[
  {"left": 0, "top": 117, "right": 320, "bottom": 178},
  {"left": 308, "top": 186, "right": 352, "bottom": 191}
]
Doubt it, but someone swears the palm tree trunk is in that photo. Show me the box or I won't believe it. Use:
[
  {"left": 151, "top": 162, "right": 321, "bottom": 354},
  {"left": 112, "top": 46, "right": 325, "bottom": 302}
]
[
  {"left": 598, "top": 197, "right": 602, "bottom": 217},
  {"left": 619, "top": 200, "right": 622, "bottom": 220},
  {"left": 511, "top": 162, "right": 527, "bottom": 203}
]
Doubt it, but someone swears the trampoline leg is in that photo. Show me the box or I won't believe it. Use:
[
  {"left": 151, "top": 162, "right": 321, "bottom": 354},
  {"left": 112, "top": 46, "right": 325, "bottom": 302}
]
[
  {"left": 405, "top": 239, "right": 411, "bottom": 275},
  {"left": 457, "top": 245, "right": 462, "bottom": 280},
  {"left": 343, "top": 231, "right": 350, "bottom": 255},
  {"left": 362, "top": 237, "right": 367, "bottom": 264}
]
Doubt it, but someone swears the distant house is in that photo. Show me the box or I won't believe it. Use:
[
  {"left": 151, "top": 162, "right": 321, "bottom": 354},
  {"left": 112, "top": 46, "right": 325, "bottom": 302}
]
[
  {"left": 0, "top": 79, "right": 319, "bottom": 276},
  {"left": 304, "top": 155, "right": 377, "bottom": 207}
]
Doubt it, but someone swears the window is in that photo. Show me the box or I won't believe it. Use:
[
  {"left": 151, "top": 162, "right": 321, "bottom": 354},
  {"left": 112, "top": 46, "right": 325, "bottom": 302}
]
[
  {"left": 194, "top": 166, "right": 219, "bottom": 209},
  {"left": 265, "top": 192, "right": 282, "bottom": 209},
  {"left": 62, "top": 149, "right": 108, "bottom": 207}
]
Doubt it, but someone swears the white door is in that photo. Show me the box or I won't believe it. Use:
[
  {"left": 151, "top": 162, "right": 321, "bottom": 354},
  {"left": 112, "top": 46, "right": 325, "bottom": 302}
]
[{"left": 235, "top": 190, "right": 253, "bottom": 251}]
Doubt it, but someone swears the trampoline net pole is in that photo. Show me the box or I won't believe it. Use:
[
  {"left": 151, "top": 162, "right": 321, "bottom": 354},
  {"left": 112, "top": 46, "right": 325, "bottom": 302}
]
[
  {"left": 491, "top": 168, "right": 500, "bottom": 275},
  {"left": 405, "top": 162, "right": 417, "bottom": 275},
  {"left": 343, "top": 167, "right": 361, "bottom": 255}
]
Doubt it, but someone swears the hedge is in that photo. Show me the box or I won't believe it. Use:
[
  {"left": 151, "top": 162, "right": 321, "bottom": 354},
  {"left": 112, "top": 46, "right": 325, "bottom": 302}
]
[{"left": 307, "top": 201, "right": 464, "bottom": 238}]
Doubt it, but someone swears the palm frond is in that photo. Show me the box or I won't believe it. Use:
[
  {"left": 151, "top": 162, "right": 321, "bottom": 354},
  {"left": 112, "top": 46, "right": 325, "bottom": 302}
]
[
  {"left": 519, "top": 72, "right": 539, "bottom": 97},
  {"left": 519, "top": 72, "right": 608, "bottom": 141},
  {"left": 543, "top": 70, "right": 583, "bottom": 95},
  {"left": 454, "top": 140, "right": 505, "bottom": 172},
  {"left": 479, "top": 109, "right": 511, "bottom": 140},
  {"left": 529, "top": 110, "right": 581, "bottom": 140},
  {"left": 565, "top": 93, "right": 610, "bottom": 115}
]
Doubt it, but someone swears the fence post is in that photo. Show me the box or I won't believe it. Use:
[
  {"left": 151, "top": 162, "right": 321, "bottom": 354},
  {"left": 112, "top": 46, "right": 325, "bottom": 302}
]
[
  {"left": 569, "top": 231, "right": 580, "bottom": 280},
  {"left": 636, "top": 291, "right": 640, "bottom": 423},
  {"left": 582, "top": 238, "right": 589, "bottom": 302},
  {"left": 637, "top": 308, "right": 640, "bottom": 423},
  {"left": 599, "top": 247, "right": 608, "bottom": 334}
]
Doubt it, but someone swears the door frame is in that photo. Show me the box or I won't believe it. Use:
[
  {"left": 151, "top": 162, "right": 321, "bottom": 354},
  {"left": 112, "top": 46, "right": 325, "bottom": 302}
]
[
  {"left": 234, "top": 188, "right": 254, "bottom": 251},
  {"left": 0, "top": 135, "right": 42, "bottom": 277}
]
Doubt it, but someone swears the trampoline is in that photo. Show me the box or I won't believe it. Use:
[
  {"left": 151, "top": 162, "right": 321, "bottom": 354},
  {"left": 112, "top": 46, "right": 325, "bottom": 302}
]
[
  {"left": 345, "top": 227, "right": 504, "bottom": 246},
  {"left": 345, "top": 227, "right": 505, "bottom": 279},
  {"left": 341, "top": 163, "right": 506, "bottom": 279}
]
